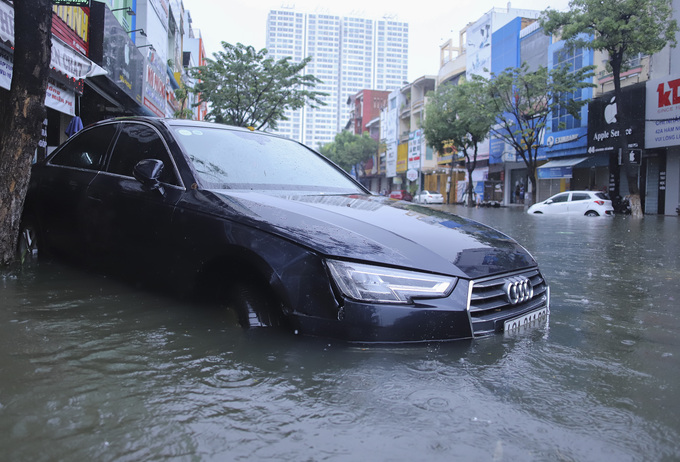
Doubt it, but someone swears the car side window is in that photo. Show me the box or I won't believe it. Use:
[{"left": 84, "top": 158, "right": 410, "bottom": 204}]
[
  {"left": 49, "top": 124, "right": 117, "bottom": 170},
  {"left": 107, "top": 123, "right": 179, "bottom": 185},
  {"left": 571, "top": 193, "right": 590, "bottom": 201},
  {"left": 552, "top": 194, "right": 569, "bottom": 203}
]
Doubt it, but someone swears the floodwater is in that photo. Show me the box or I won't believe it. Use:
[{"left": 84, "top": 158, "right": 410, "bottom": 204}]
[{"left": 1, "top": 206, "right": 679, "bottom": 461}]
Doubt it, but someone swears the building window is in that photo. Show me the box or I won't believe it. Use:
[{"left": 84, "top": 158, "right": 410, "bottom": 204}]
[{"left": 551, "top": 47, "right": 584, "bottom": 132}]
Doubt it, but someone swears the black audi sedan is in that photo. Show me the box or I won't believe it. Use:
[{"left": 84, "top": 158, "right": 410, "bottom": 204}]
[{"left": 19, "top": 117, "right": 549, "bottom": 343}]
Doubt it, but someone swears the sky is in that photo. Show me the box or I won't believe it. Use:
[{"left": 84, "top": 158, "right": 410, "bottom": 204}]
[{"left": 181, "top": 0, "right": 572, "bottom": 82}]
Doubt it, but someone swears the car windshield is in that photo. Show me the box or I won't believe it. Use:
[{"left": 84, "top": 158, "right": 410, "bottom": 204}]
[{"left": 170, "top": 126, "right": 364, "bottom": 194}]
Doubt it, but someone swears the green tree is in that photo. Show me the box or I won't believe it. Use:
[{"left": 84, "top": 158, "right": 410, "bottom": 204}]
[
  {"left": 319, "top": 131, "right": 378, "bottom": 175},
  {"left": 480, "top": 63, "right": 594, "bottom": 205},
  {"left": 189, "top": 42, "right": 327, "bottom": 130},
  {"left": 0, "top": 0, "right": 52, "bottom": 265},
  {"left": 174, "top": 87, "right": 194, "bottom": 119},
  {"left": 423, "top": 80, "right": 496, "bottom": 206},
  {"left": 541, "top": 0, "right": 678, "bottom": 217}
]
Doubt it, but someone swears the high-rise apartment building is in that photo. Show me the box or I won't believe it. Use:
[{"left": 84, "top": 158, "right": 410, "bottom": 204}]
[{"left": 266, "top": 8, "right": 408, "bottom": 148}]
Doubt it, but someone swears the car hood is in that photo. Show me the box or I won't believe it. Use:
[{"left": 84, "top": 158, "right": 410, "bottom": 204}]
[{"left": 203, "top": 191, "right": 536, "bottom": 279}]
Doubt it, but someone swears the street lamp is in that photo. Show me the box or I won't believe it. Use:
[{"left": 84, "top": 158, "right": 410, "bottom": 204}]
[
  {"left": 136, "top": 45, "right": 156, "bottom": 52},
  {"left": 112, "top": 7, "right": 135, "bottom": 15},
  {"left": 127, "top": 29, "right": 147, "bottom": 37}
]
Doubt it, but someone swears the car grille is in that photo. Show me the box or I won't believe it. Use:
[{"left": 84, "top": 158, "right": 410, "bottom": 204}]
[{"left": 467, "top": 268, "right": 549, "bottom": 336}]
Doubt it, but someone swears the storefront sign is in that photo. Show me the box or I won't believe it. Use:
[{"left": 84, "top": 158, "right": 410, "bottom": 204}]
[
  {"left": 89, "top": 3, "right": 144, "bottom": 105},
  {"left": 489, "top": 137, "right": 505, "bottom": 162},
  {"left": 0, "top": 48, "right": 75, "bottom": 115},
  {"left": 645, "top": 75, "right": 680, "bottom": 149},
  {"left": 143, "top": 52, "right": 167, "bottom": 117},
  {"left": 466, "top": 15, "right": 492, "bottom": 79},
  {"left": 546, "top": 133, "right": 578, "bottom": 147},
  {"left": 537, "top": 166, "right": 573, "bottom": 179},
  {"left": 587, "top": 84, "right": 645, "bottom": 154},
  {"left": 397, "top": 143, "right": 408, "bottom": 173},
  {"left": 52, "top": 4, "right": 90, "bottom": 55},
  {"left": 0, "top": 2, "right": 104, "bottom": 82},
  {"left": 0, "top": 4, "right": 14, "bottom": 43},
  {"left": 52, "top": 1, "right": 90, "bottom": 7},
  {"left": 149, "top": 0, "right": 170, "bottom": 24},
  {"left": 407, "top": 130, "right": 422, "bottom": 170},
  {"left": 385, "top": 140, "right": 397, "bottom": 178},
  {"left": 37, "top": 118, "right": 48, "bottom": 161},
  {"left": 45, "top": 78, "right": 76, "bottom": 115}
]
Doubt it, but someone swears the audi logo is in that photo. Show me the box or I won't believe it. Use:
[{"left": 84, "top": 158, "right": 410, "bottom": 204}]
[{"left": 503, "top": 276, "right": 533, "bottom": 305}]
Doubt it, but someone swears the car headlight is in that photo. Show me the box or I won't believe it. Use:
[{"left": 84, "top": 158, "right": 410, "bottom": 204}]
[{"left": 326, "top": 260, "right": 456, "bottom": 304}]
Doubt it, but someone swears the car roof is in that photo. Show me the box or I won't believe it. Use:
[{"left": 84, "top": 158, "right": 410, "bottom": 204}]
[
  {"left": 87, "top": 117, "right": 273, "bottom": 136},
  {"left": 555, "top": 190, "right": 598, "bottom": 195}
]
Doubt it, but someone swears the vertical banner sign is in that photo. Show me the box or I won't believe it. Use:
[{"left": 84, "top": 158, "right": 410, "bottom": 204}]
[
  {"left": 37, "top": 118, "right": 48, "bottom": 162},
  {"left": 407, "top": 130, "right": 422, "bottom": 170}
]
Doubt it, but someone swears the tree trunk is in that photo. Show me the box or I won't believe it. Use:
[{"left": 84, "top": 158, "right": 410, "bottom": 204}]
[
  {"left": 466, "top": 179, "right": 475, "bottom": 207},
  {"left": 0, "top": 0, "right": 53, "bottom": 265},
  {"left": 465, "top": 145, "right": 479, "bottom": 207},
  {"left": 466, "top": 163, "right": 475, "bottom": 207},
  {"left": 447, "top": 166, "right": 455, "bottom": 204},
  {"left": 527, "top": 173, "right": 537, "bottom": 206},
  {"left": 611, "top": 56, "right": 643, "bottom": 219}
]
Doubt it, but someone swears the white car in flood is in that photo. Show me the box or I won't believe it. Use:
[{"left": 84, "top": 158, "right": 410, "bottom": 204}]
[
  {"left": 527, "top": 191, "right": 614, "bottom": 217},
  {"left": 414, "top": 190, "right": 444, "bottom": 204}
]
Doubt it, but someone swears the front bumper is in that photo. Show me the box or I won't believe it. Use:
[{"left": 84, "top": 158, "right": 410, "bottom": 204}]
[{"left": 290, "top": 268, "right": 550, "bottom": 343}]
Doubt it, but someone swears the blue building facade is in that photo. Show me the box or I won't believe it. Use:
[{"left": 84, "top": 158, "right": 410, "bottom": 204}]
[
  {"left": 487, "top": 21, "right": 602, "bottom": 203},
  {"left": 488, "top": 18, "right": 525, "bottom": 204},
  {"left": 536, "top": 36, "right": 604, "bottom": 200}
]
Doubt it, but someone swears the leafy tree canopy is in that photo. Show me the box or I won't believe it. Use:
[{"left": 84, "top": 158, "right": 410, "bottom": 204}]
[
  {"left": 541, "top": 0, "right": 677, "bottom": 217},
  {"left": 423, "top": 79, "right": 495, "bottom": 156},
  {"left": 482, "top": 63, "right": 594, "bottom": 164},
  {"left": 423, "top": 79, "right": 496, "bottom": 205},
  {"left": 189, "top": 42, "right": 327, "bottom": 130},
  {"left": 477, "top": 63, "right": 594, "bottom": 203},
  {"left": 541, "top": 0, "right": 677, "bottom": 74},
  {"left": 319, "top": 131, "right": 378, "bottom": 174}
]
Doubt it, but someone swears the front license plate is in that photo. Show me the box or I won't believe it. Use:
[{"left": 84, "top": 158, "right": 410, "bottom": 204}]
[{"left": 503, "top": 307, "right": 549, "bottom": 334}]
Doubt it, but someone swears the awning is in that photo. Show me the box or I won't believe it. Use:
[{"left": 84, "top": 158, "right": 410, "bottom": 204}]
[
  {"left": 537, "top": 155, "right": 608, "bottom": 179},
  {"left": 576, "top": 154, "right": 610, "bottom": 168},
  {"left": 539, "top": 157, "right": 587, "bottom": 169}
]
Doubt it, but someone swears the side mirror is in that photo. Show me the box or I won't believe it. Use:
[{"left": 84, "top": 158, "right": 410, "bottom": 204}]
[
  {"left": 133, "top": 159, "right": 164, "bottom": 190},
  {"left": 545, "top": 199, "right": 553, "bottom": 205}
]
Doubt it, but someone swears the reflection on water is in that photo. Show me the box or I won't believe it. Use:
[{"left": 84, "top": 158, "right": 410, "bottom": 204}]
[{"left": 1, "top": 208, "right": 679, "bottom": 461}]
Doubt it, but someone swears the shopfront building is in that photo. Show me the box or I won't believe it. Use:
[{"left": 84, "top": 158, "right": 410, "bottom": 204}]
[
  {"left": 645, "top": 74, "right": 680, "bottom": 216},
  {"left": 0, "top": 2, "right": 107, "bottom": 158},
  {"left": 587, "top": 83, "right": 652, "bottom": 211}
]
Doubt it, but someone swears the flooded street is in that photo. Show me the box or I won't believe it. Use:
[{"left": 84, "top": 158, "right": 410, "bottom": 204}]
[{"left": 1, "top": 206, "right": 679, "bottom": 461}]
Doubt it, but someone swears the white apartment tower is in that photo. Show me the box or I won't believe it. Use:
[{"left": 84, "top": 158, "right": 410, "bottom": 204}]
[{"left": 266, "top": 8, "right": 409, "bottom": 148}]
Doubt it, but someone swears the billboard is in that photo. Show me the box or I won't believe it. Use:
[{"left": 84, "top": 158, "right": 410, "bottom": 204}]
[{"left": 645, "top": 75, "right": 680, "bottom": 149}]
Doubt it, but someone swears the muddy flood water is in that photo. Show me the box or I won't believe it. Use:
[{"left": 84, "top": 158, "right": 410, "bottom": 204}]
[{"left": 1, "top": 206, "right": 679, "bottom": 461}]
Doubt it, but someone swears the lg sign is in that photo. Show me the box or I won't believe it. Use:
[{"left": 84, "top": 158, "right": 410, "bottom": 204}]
[{"left": 657, "top": 79, "right": 680, "bottom": 108}]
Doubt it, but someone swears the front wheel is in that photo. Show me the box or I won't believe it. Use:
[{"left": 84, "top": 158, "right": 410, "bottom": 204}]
[{"left": 226, "top": 279, "right": 287, "bottom": 329}]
